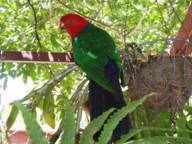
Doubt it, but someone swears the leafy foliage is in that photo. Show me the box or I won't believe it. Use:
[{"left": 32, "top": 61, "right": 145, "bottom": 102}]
[
  {"left": 43, "top": 92, "right": 55, "bottom": 128},
  {"left": 80, "top": 108, "right": 115, "bottom": 144},
  {"left": 115, "top": 128, "right": 143, "bottom": 144},
  {"left": 0, "top": 0, "right": 191, "bottom": 82},
  {"left": 14, "top": 101, "right": 49, "bottom": 144},
  {"left": 59, "top": 99, "right": 76, "bottom": 144},
  {"left": 97, "top": 93, "right": 152, "bottom": 144},
  {"left": 125, "top": 136, "right": 192, "bottom": 144},
  {"left": 5, "top": 94, "right": 150, "bottom": 144},
  {"left": 6, "top": 104, "right": 18, "bottom": 130},
  {"left": 1, "top": 0, "right": 192, "bottom": 144}
]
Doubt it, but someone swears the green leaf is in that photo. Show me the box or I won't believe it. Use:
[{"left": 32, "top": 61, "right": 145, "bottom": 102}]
[
  {"left": 80, "top": 108, "right": 115, "bottom": 144},
  {"left": 176, "top": 114, "right": 190, "bottom": 138},
  {"left": 6, "top": 104, "right": 18, "bottom": 130},
  {"left": 31, "top": 108, "right": 37, "bottom": 118},
  {"left": 115, "top": 129, "right": 143, "bottom": 144},
  {"left": 59, "top": 100, "right": 76, "bottom": 144},
  {"left": 116, "top": 127, "right": 192, "bottom": 144},
  {"left": 154, "top": 112, "right": 171, "bottom": 128},
  {"left": 97, "top": 93, "right": 154, "bottom": 144},
  {"left": 187, "top": 119, "right": 192, "bottom": 130},
  {"left": 37, "top": 96, "right": 44, "bottom": 110},
  {"left": 124, "top": 136, "right": 192, "bottom": 144},
  {"left": 43, "top": 93, "right": 55, "bottom": 128},
  {"left": 14, "top": 101, "right": 49, "bottom": 144},
  {"left": 50, "top": 35, "right": 60, "bottom": 48}
]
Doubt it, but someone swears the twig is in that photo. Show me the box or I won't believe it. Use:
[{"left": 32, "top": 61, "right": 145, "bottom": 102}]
[
  {"left": 156, "top": 0, "right": 170, "bottom": 33},
  {"left": 127, "top": 2, "right": 149, "bottom": 36},
  {"left": 168, "top": 0, "right": 188, "bottom": 36},
  {"left": 17, "top": 64, "right": 78, "bottom": 103},
  {"left": 140, "top": 37, "right": 192, "bottom": 47},
  {"left": 75, "top": 85, "right": 89, "bottom": 143},
  {"left": 71, "top": 79, "right": 88, "bottom": 106},
  {"left": 123, "top": 2, "right": 129, "bottom": 46},
  {"left": 27, "top": 0, "right": 42, "bottom": 48},
  {"left": 49, "top": 79, "right": 87, "bottom": 143}
]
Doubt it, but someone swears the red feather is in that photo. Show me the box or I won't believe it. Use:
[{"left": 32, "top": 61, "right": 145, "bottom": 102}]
[{"left": 60, "top": 13, "right": 89, "bottom": 42}]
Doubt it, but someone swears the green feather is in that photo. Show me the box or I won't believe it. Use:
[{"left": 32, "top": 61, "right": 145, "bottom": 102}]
[{"left": 73, "top": 23, "right": 123, "bottom": 93}]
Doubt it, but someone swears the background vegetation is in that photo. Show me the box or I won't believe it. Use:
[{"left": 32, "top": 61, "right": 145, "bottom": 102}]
[{"left": 0, "top": 0, "right": 192, "bottom": 143}]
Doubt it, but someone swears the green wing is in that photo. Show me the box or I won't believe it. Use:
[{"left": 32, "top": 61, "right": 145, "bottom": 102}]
[{"left": 72, "top": 24, "right": 123, "bottom": 93}]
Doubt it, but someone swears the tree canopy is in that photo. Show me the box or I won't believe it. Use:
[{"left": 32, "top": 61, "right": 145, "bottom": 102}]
[
  {"left": 1, "top": 0, "right": 192, "bottom": 143},
  {"left": 0, "top": 0, "right": 191, "bottom": 83}
]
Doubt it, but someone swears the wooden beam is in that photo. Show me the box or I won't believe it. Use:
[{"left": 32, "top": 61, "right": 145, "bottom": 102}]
[
  {"left": 170, "top": 3, "right": 192, "bottom": 55},
  {"left": 0, "top": 51, "right": 74, "bottom": 64}
]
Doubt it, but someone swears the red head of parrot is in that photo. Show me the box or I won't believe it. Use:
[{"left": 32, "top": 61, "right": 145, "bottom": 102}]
[{"left": 60, "top": 13, "right": 89, "bottom": 42}]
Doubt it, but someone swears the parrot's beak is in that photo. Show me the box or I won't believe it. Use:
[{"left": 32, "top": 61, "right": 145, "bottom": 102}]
[{"left": 60, "top": 22, "right": 65, "bottom": 30}]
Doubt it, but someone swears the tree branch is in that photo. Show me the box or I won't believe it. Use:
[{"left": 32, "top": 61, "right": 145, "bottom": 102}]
[
  {"left": 17, "top": 64, "right": 78, "bottom": 103},
  {"left": 27, "top": 0, "right": 42, "bottom": 48},
  {"left": 127, "top": 2, "right": 149, "bottom": 36}
]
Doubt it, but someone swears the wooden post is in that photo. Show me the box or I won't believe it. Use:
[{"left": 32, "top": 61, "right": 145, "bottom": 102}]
[{"left": 170, "top": 4, "right": 192, "bottom": 55}]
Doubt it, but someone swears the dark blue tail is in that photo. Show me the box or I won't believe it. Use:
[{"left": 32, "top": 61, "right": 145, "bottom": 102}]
[{"left": 88, "top": 58, "right": 132, "bottom": 142}]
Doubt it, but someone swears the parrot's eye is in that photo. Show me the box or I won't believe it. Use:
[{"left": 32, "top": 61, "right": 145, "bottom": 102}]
[
  {"left": 67, "top": 19, "right": 74, "bottom": 24},
  {"left": 63, "top": 19, "right": 75, "bottom": 29}
]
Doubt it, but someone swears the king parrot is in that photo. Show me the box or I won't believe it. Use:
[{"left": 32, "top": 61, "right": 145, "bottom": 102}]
[{"left": 60, "top": 13, "right": 132, "bottom": 142}]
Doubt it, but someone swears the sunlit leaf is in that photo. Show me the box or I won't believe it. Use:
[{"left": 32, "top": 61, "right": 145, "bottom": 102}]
[
  {"left": 14, "top": 101, "right": 49, "bottom": 144},
  {"left": 43, "top": 93, "right": 55, "bottom": 128},
  {"left": 6, "top": 104, "right": 18, "bottom": 130}
]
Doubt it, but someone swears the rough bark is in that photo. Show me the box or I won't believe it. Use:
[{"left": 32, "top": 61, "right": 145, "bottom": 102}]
[{"left": 125, "top": 55, "right": 192, "bottom": 111}]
